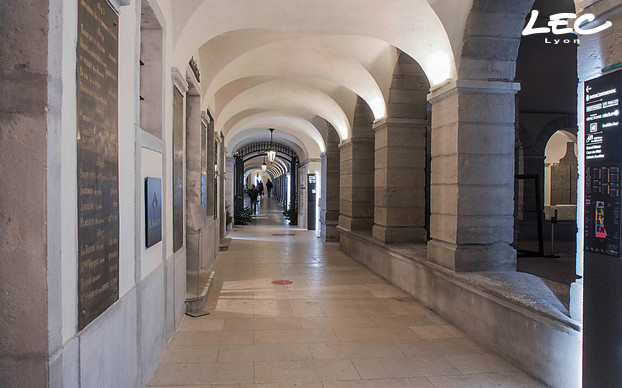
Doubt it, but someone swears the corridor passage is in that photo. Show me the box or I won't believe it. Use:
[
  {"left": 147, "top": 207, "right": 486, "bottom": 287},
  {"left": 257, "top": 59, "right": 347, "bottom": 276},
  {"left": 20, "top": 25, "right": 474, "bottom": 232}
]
[{"left": 149, "top": 198, "right": 543, "bottom": 388}]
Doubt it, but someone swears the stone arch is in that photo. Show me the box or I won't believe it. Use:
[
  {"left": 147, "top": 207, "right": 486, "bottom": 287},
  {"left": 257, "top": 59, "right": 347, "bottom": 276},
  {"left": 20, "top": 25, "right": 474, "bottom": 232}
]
[
  {"left": 534, "top": 115, "right": 578, "bottom": 157},
  {"left": 516, "top": 123, "right": 535, "bottom": 153},
  {"left": 458, "top": 0, "right": 535, "bottom": 81},
  {"left": 173, "top": 2, "right": 457, "bottom": 87}
]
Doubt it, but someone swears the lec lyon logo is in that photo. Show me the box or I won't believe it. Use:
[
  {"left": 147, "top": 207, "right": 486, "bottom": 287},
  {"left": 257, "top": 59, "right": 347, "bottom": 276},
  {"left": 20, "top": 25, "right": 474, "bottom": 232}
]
[{"left": 523, "top": 10, "right": 613, "bottom": 44}]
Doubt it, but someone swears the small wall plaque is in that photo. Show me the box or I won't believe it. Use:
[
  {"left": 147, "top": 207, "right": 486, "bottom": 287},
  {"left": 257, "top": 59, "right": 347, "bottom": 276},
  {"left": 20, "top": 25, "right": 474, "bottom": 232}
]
[{"left": 146, "top": 177, "right": 162, "bottom": 248}]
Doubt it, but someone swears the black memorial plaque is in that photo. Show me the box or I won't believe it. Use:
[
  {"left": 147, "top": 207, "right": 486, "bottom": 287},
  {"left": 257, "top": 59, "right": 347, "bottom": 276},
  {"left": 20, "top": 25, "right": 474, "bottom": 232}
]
[
  {"left": 173, "top": 88, "right": 184, "bottom": 252},
  {"left": 584, "top": 70, "right": 622, "bottom": 257},
  {"left": 146, "top": 177, "right": 162, "bottom": 248},
  {"left": 76, "top": 0, "right": 119, "bottom": 330}
]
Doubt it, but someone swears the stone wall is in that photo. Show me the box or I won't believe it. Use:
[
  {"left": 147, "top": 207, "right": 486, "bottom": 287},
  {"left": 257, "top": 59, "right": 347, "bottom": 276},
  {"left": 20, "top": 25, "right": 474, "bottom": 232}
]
[
  {"left": 0, "top": 0, "right": 50, "bottom": 386},
  {"left": 550, "top": 142, "right": 578, "bottom": 205}
]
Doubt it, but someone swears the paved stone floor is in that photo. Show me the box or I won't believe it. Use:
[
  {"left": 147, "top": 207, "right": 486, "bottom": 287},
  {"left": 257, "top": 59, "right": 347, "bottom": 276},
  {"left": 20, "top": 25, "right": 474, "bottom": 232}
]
[{"left": 149, "top": 197, "right": 544, "bottom": 388}]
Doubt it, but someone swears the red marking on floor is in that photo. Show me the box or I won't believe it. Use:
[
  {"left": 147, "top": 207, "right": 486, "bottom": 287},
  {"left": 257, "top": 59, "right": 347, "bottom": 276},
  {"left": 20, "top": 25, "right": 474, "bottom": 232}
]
[{"left": 272, "top": 280, "right": 293, "bottom": 285}]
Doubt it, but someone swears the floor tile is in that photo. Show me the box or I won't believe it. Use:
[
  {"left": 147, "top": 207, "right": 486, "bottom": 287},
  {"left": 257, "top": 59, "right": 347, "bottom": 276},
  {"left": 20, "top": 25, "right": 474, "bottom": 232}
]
[
  {"left": 224, "top": 318, "right": 301, "bottom": 331},
  {"left": 254, "top": 329, "right": 339, "bottom": 344},
  {"left": 255, "top": 360, "right": 360, "bottom": 382},
  {"left": 394, "top": 338, "right": 485, "bottom": 356},
  {"left": 171, "top": 330, "right": 254, "bottom": 346},
  {"left": 351, "top": 356, "right": 460, "bottom": 379},
  {"left": 426, "top": 372, "right": 546, "bottom": 388},
  {"left": 149, "top": 363, "right": 254, "bottom": 385},
  {"left": 444, "top": 353, "right": 519, "bottom": 374},
  {"left": 217, "top": 343, "right": 312, "bottom": 362},
  {"left": 334, "top": 327, "right": 420, "bottom": 342},
  {"left": 159, "top": 345, "right": 220, "bottom": 363},
  {"left": 211, "top": 383, "right": 323, "bottom": 388},
  {"left": 321, "top": 377, "right": 434, "bottom": 388},
  {"left": 308, "top": 341, "right": 404, "bottom": 359},
  {"left": 178, "top": 317, "right": 225, "bottom": 331},
  {"left": 410, "top": 325, "right": 464, "bottom": 339},
  {"left": 299, "top": 317, "right": 377, "bottom": 329}
]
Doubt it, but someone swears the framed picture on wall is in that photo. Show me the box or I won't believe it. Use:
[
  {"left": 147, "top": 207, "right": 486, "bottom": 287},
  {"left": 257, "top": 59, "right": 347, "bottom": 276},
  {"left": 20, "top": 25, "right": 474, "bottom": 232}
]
[{"left": 145, "top": 177, "right": 162, "bottom": 248}]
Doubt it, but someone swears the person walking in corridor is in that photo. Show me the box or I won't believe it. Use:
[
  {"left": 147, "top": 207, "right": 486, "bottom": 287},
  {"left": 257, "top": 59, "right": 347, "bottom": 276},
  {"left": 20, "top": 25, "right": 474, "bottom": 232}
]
[
  {"left": 266, "top": 179, "right": 273, "bottom": 197},
  {"left": 257, "top": 181, "right": 264, "bottom": 198},
  {"left": 247, "top": 184, "right": 259, "bottom": 214}
]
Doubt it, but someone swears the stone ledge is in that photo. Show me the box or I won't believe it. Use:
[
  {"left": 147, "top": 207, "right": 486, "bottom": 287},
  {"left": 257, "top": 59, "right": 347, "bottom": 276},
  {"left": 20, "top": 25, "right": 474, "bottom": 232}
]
[
  {"left": 338, "top": 227, "right": 581, "bottom": 387},
  {"left": 340, "top": 227, "right": 578, "bottom": 329}
]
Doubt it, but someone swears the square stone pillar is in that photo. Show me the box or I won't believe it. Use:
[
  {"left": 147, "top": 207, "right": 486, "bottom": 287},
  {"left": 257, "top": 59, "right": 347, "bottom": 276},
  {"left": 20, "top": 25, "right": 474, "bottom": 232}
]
[
  {"left": 320, "top": 141, "right": 340, "bottom": 241},
  {"left": 185, "top": 92, "right": 202, "bottom": 270},
  {"left": 372, "top": 118, "right": 427, "bottom": 243},
  {"left": 338, "top": 137, "right": 374, "bottom": 231},
  {"left": 427, "top": 80, "right": 520, "bottom": 272}
]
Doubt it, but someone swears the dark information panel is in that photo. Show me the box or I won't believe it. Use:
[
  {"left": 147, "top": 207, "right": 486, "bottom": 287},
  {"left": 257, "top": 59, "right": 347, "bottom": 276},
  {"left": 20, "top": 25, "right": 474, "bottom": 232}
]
[
  {"left": 583, "top": 69, "right": 622, "bottom": 387},
  {"left": 76, "top": 0, "right": 119, "bottom": 330},
  {"left": 307, "top": 174, "right": 316, "bottom": 230},
  {"left": 584, "top": 70, "right": 622, "bottom": 257},
  {"left": 173, "top": 88, "right": 184, "bottom": 252}
]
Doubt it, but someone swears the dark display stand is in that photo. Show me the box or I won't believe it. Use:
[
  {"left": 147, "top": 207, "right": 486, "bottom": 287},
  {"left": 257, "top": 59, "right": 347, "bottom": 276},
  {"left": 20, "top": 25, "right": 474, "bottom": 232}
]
[{"left": 583, "top": 70, "right": 622, "bottom": 387}]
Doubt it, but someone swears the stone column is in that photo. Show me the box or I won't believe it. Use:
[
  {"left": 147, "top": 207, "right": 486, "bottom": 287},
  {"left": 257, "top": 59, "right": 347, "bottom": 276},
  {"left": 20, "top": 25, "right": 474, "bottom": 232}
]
[
  {"left": 185, "top": 92, "right": 202, "bottom": 270},
  {"left": 338, "top": 137, "right": 375, "bottom": 231},
  {"left": 219, "top": 135, "right": 226, "bottom": 239},
  {"left": 206, "top": 120, "right": 215, "bottom": 218},
  {"left": 339, "top": 97, "right": 375, "bottom": 233},
  {"left": 225, "top": 156, "right": 235, "bottom": 211},
  {"left": 320, "top": 139, "right": 340, "bottom": 241},
  {"left": 234, "top": 155, "right": 244, "bottom": 220},
  {"left": 372, "top": 118, "right": 427, "bottom": 243},
  {"left": 427, "top": 80, "right": 520, "bottom": 272}
]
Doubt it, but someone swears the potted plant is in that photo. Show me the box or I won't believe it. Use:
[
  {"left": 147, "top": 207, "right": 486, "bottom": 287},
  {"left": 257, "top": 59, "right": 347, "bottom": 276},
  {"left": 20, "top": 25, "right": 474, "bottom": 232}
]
[
  {"left": 225, "top": 205, "right": 233, "bottom": 230},
  {"left": 234, "top": 206, "right": 253, "bottom": 225},
  {"left": 283, "top": 207, "right": 298, "bottom": 225}
]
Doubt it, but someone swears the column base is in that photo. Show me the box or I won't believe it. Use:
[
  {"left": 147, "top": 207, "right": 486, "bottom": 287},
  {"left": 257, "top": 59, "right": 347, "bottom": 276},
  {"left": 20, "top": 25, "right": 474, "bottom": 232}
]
[
  {"left": 372, "top": 225, "right": 427, "bottom": 244},
  {"left": 338, "top": 215, "right": 373, "bottom": 231},
  {"left": 321, "top": 220, "right": 340, "bottom": 242},
  {"left": 427, "top": 240, "right": 516, "bottom": 272}
]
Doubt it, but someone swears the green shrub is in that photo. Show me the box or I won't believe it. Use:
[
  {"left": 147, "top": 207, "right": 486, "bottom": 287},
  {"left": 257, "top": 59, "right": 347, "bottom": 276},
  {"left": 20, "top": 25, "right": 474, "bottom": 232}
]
[
  {"left": 225, "top": 205, "right": 233, "bottom": 225},
  {"left": 235, "top": 206, "right": 253, "bottom": 225},
  {"left": 283, "top": 207, "right": 298, "bottom": 225}
]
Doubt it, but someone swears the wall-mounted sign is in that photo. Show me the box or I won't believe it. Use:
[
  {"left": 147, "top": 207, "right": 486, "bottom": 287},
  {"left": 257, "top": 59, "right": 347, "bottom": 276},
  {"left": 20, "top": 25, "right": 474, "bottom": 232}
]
[
  {"left": 584, "top": 70, "right": 622, "bottom": 257},
  {"left": 76, "top": 0, "right": 119, "bottom": 330},
  {"left": 145, "top": 177, "right": 162, "bottom": 248}
]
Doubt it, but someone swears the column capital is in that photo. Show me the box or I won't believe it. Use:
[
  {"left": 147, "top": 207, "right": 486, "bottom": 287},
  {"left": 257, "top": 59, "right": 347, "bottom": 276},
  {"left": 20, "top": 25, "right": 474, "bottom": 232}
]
[
  {"left": 172, "top": 68, "right": 189, "bottom": 94},
  {"left": 186, "top": 67, "right": 202, "bottom": 96},
  {"left": 372, "top": 117, "right": 428, "bottom": 131},
  {"left": 338, "top": 136, "right": 374, "bottom": 148},
  {"left": 427, "top": 79, "right": 521, "bottom": 104},
  {"left": 107, "top": 0, "right": 130, "bottom": 12}
]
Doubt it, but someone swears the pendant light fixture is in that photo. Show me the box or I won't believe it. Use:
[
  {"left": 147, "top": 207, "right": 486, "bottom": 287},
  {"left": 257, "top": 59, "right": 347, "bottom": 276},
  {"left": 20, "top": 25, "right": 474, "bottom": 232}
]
[
  {"left": 267, "top": 128, "right": 276, "bottom": 163},
  {"left": 261, "top": 155, "right": 267, "bottom": 172}
]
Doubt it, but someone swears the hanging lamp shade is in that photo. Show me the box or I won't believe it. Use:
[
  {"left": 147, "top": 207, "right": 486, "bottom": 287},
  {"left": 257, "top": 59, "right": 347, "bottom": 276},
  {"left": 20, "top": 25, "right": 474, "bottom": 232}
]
[
  {"left": 267, "top": 148, "right": 276, "bottom": 163},
  {"left": 261, "top": 155, "right": 267, "bottom": 171},
  {"left": 267, "top": 128, "right": 277, "bottom": 162}
]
